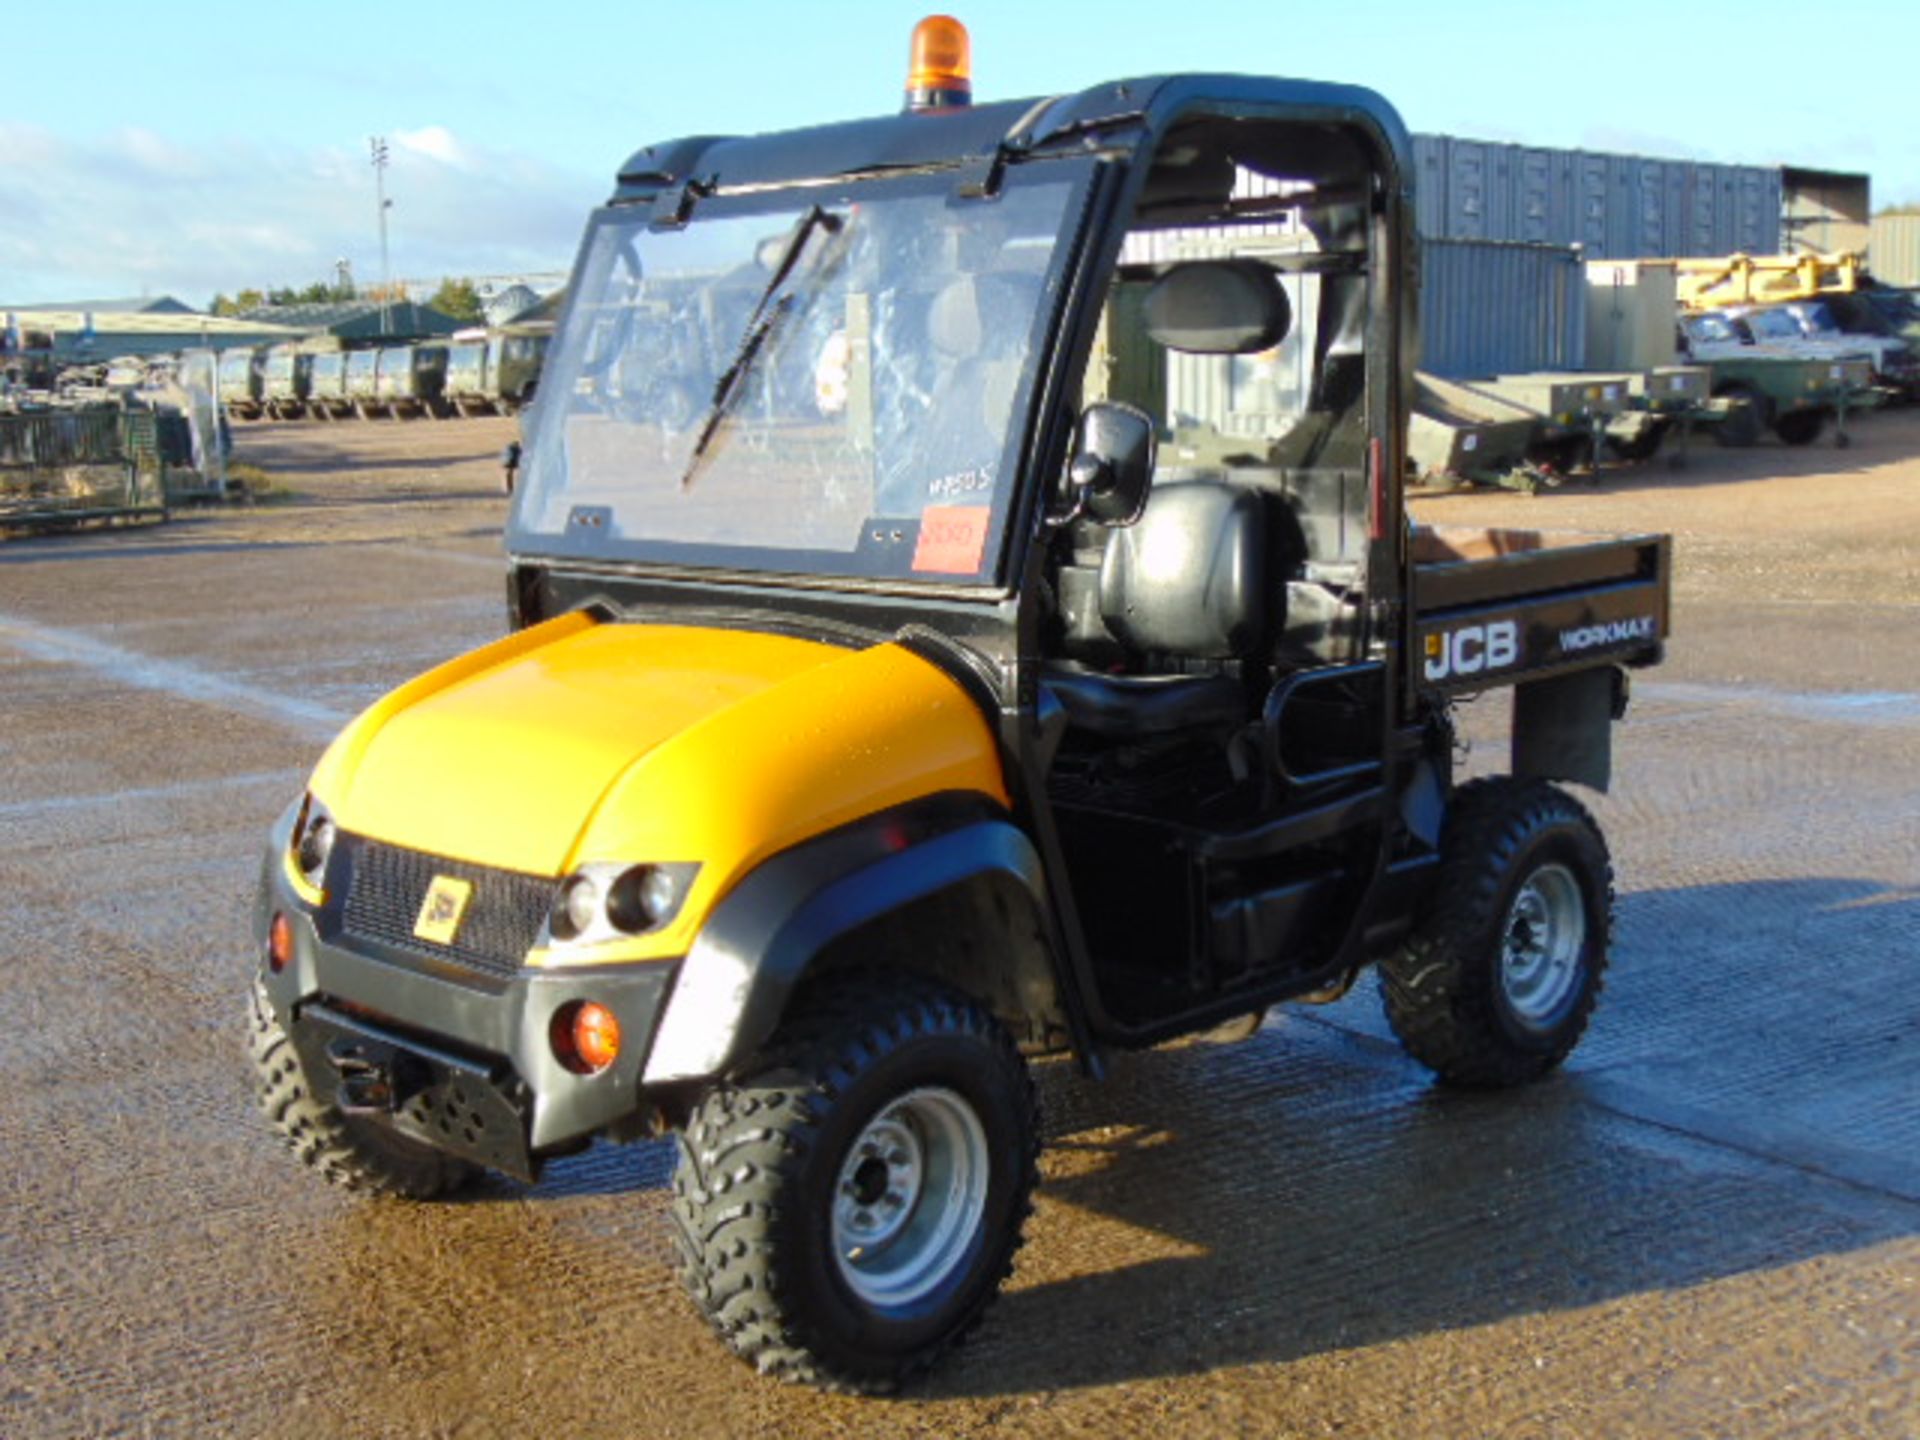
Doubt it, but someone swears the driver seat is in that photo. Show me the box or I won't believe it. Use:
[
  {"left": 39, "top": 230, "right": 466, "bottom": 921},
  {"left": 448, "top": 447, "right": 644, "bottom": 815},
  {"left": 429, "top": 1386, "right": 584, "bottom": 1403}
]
[
  {"left": 1046, "top": 476, "right": 1268, "bottom": 737},
  {"left": 1044, "top": 258, "right": 1290, "bottom": 739}
]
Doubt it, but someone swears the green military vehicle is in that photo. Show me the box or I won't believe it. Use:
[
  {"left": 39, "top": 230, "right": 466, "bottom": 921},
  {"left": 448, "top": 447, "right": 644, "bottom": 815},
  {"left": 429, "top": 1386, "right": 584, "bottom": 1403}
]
[{"left": 216, "top": 347, "right": 264, "bottom": 421}]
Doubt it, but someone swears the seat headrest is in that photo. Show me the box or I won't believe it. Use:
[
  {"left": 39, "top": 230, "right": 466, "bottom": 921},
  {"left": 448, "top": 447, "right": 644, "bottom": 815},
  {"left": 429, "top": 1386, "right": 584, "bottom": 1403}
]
[
  {"left": 1144, "top": 260, "right": 1292, "bottom": 355},
  {"left": 928, "top": 272, "right": 1042, "bottom": 358}
]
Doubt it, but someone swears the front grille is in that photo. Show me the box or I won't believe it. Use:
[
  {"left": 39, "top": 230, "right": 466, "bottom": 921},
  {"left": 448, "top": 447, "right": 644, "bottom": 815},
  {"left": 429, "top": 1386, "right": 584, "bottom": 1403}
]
[{"left": 336, "top": 834, "right": 553, "bottom": 981}]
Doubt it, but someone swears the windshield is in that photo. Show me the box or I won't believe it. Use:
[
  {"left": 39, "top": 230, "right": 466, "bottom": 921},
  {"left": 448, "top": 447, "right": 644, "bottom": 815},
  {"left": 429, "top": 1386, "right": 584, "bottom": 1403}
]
[
  {"left": 1792, "top": 302, "right": 1838, "bottom": 335},
  {"left": 1746, "top": 308, "right": 1804, "bottom": 341},
  {"left": 512, "top": 171, "right": 1086, "bottom": 584},
  {"left": 1686, "top": 313, "right": 1739, "bottom": 344}
]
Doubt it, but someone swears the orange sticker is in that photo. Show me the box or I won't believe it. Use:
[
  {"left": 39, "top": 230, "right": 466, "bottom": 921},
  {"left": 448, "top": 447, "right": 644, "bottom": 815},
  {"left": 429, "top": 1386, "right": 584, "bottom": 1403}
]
[{"left": 911, "top": 504, "right": 991, "bottom": 575}]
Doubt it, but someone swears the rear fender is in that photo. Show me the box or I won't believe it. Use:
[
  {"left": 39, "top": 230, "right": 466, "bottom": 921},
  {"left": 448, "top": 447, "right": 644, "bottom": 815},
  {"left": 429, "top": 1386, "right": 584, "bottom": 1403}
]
[{"left": 642, "top": 799, "right": 1059, "bottom": 1084}]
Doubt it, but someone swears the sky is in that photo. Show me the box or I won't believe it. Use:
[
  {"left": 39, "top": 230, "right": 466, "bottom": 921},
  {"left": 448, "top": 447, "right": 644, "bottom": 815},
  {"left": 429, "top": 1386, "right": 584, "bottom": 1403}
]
[{"left": 5, "top": 0, "right": 1917, "bottom": 306}]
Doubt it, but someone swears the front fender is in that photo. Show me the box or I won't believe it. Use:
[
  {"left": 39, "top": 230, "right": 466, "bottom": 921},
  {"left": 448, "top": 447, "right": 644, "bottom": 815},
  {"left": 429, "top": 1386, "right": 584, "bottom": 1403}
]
[{"left": 642, "top": 799, "right": 1052, "bottom": 1084}]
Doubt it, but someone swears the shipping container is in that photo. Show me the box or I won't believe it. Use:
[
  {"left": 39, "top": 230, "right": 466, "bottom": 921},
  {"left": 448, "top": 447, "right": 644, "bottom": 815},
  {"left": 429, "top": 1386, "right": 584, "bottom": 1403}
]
[
  {"left": 1418, "top": 239, "right": 1587, "bottom": 380},
  {"left": 1411, "top": 134, "right": 1782, "bottom": 258},
  {"left": 1870, "top": 214, "right": 1920, "bottom": 286}
]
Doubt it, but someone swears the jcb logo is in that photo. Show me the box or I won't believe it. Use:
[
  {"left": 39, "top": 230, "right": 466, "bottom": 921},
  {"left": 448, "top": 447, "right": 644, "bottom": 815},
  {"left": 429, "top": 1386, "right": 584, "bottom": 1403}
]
[{"left": 1425, "top": 621, "right": 1518, "bottom": 682}]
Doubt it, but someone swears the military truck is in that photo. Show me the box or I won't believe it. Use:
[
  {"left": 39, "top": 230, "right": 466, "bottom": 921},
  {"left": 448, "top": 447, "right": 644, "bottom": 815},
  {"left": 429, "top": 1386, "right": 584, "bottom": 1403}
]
[
  {"left": 248, "top": 21, "right": 1671, "bottom": 1393},
  {"left": 217, "top": 347, "right": 264, "bottom": 420},
  {"left": 260, "top": 345, "right": 313, "bottom": 421},
  {"left": 373, "top": 343, "right": 449, "bottom": 419},
  {"left": 442, "top": 337, "right": 494, "bottom": 416},
  {"left": 343, "top": 347, "right": 382, "bottom": 419},
  {"left": 488, "top": 327, "right": 549, "bottom": 413},
  {"left": 306, "top": 351, "right": 354, "bottom": 421}
]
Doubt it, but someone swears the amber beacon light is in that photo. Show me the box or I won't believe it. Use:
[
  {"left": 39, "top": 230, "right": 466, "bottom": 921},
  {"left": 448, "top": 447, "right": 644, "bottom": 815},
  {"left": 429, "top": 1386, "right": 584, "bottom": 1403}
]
[{"left": 905, "top": 15, "right": 972, "bottom": 111}]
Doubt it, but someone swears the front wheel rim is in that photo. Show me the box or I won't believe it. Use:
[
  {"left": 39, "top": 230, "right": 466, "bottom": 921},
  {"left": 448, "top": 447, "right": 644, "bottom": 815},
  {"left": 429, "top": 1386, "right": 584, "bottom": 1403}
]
[
  {"left": 1500, "top": 862, "right": 1587, "bottom": 1029},
  {"left": 830, "top": 1086, "right": 990, "bottom": 1311}
]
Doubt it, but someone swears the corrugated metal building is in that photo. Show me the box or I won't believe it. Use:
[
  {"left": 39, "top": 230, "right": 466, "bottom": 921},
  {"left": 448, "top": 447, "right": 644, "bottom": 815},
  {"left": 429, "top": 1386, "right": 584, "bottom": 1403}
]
[
  {"left": 2, "top": 309, "right": 304, "bottom": 363},
  {"left": 1419, "top": 240, "right": 1586, "bottom": 379},
  {"left": 9, "top": 295, "right": 198, "bottom": 317},
  {"left": 1411, "top": 134, "right": 1785, "bottom": 258},
  {"left": 233, "top": 300, "right": 463, "bottom": 343},
  {"left": 1870, "top": 214, "right": 1920, "bottom": 286}
]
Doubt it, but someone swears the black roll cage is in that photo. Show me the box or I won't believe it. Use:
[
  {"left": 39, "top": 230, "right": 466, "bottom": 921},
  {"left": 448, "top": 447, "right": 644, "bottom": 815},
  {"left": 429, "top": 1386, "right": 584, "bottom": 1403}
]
[{"left": 506, "top": 75, "right": 1422, "bottom": 1063}]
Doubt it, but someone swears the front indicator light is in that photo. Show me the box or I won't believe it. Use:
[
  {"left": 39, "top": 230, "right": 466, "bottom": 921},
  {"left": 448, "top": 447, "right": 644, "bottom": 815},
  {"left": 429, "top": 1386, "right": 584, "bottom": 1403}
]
[
  {"left": 552, "top": 1001, "right": 621, "bottom": 1074},
  {"left": 268, "top": 912, "right": 293, "bottom": 973}
]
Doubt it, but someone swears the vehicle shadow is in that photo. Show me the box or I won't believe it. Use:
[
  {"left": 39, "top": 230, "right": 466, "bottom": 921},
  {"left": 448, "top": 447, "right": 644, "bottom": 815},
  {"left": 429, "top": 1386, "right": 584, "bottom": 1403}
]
[
  {"left": 918, "top": 874, "right": 1920, "bottom": 1397},
  {"left": 436, "top": 877, "right": 1918, "bottom": 1388}
]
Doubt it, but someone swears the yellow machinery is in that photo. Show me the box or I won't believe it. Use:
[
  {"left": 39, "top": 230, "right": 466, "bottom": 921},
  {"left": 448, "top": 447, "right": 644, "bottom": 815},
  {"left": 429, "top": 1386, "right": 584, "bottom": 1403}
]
[{"left": 1677, "top": 251, "right": 1863, "bottom": 311}]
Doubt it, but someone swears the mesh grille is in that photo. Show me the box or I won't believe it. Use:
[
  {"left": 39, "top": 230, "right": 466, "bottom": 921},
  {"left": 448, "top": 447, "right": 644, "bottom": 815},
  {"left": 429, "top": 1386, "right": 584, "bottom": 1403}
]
[{"left": 337, "top": 835, "right": 552, "bottom": 981}]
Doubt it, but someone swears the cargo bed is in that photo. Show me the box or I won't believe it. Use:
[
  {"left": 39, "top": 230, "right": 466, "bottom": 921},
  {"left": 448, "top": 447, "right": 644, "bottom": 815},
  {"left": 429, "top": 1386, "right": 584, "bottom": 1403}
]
[{"left": 1410, "top": 526, "right": 1669, "bottom": 693}]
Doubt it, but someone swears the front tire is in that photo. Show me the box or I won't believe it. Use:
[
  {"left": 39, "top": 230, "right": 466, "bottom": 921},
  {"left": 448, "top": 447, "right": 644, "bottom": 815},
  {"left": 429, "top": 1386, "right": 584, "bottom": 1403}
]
[
  {"left": 246, "top": 978, "right": 476, "bottom": 1198},
  {"left": 1379, "top": 778, "right": 1613, "bottom": 1087},
  {"left": 669, "top": 973, "right": 1038, "bottom": 1392}
]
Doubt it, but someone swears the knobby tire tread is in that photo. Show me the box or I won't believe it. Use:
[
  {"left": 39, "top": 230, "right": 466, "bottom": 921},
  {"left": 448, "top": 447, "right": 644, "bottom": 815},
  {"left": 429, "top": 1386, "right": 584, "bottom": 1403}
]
[
  {"left": 246, "top": 978, "right": 474, "bottom": 1200},
  {"left": 669, "top": 972, "right": 1038, "bottom": 1393},
  {"left": 1379, "top": 777, "right": 1613, "bottom": 1088}
]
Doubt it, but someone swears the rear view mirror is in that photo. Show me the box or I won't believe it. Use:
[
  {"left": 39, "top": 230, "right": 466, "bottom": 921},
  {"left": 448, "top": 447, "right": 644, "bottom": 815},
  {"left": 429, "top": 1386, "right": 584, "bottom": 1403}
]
[{"left": 1053, "top": 401, "right": 1155, "bottom": 528}]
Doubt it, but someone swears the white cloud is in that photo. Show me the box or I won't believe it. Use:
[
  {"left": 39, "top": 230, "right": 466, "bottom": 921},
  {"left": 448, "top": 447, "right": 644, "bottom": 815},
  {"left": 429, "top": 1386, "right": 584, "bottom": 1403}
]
[
  {"left": 0, "top": 122, "right": 598, "bottom": 305},
  {"left": 393, "top": 125, "right": 468, "bottom": 169}
]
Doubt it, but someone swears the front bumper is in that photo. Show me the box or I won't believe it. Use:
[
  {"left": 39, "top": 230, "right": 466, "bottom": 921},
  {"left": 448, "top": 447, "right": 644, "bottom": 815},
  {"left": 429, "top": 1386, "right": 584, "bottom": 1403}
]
[{"left": 254, "top": 822, "right": 677, "bottom": 1180}]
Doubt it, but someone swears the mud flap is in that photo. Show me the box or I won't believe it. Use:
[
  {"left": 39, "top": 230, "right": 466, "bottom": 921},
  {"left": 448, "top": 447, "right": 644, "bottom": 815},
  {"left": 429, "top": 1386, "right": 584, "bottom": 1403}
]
[{"left": 1512, "top": 666, "right": 1627, "bottom": 793}]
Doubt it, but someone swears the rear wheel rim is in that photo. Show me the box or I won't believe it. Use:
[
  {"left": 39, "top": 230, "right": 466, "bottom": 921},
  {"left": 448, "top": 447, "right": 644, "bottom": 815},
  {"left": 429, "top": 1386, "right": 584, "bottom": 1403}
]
[
  {"left": 830, "top": 1086, "right": 989, "bottom": 1311},
  {"left": 1500, "top": 862, "right": 1586, "bottom": 1029}
]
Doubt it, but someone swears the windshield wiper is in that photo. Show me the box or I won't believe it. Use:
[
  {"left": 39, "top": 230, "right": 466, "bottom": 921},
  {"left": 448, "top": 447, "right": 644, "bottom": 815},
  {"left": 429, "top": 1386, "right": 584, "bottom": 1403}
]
[{"left": 679, "top": 204, "right": 843, "bottom": 491}]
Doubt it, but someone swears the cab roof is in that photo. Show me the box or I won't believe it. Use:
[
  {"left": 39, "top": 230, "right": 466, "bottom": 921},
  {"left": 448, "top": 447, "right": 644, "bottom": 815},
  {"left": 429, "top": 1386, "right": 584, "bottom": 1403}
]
[{"left": 612, "top": 74, "right": 1411, "bottom": 204}]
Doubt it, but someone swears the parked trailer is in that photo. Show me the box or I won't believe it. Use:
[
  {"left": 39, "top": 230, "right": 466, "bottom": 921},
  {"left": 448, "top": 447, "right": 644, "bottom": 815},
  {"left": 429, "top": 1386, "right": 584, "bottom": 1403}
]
[
  {"left": 1464, "top": 372, "right": 1637, "bottom": 473},
  {"left": 1408, "top": 373, "right": 1542, "bottom": 484},
  {"left": 217, "top": 348, "right": 264, "bottom": 420},
  {"left": 1703, "top": 354, "right": 1875, "bottom": 448},
  {"left": 1608, "top": 365, "right": 1715, "bottom": 464}
]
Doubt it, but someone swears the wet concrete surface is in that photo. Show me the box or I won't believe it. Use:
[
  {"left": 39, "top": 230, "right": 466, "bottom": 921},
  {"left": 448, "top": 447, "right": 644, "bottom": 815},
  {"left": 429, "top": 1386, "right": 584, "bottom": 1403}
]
[{"left": 1, "top": 414, "right": 1916, "bottom": 1437}]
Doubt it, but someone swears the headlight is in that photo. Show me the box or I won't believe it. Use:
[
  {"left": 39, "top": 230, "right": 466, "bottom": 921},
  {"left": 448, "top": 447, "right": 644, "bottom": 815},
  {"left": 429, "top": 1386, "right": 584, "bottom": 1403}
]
[
  {"left": 292, "top": 797, "right": 336, "bottom": 889},
  {"left": 547, "top": 862, "right": 699, "bottom": 947}
]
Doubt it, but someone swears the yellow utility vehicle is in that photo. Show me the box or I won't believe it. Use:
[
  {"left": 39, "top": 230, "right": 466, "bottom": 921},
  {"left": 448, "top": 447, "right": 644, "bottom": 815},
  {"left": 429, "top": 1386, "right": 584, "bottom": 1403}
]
[{"left": 249, "top": 19, "right": 1669, "bottom": 1390}]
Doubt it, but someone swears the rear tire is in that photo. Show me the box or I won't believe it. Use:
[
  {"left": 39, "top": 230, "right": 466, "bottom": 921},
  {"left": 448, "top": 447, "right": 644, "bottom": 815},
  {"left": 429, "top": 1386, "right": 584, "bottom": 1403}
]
[
  {"left": 669, "top": 973, "right": 1038, "bottom": 1392},
  {"left": 247, "top": 978, "right": 476, "bottom": 1198},
  {"left": 1379, "top": 778, "right": 1612, "bottom": 1087},
  {"left": 1773, "top": 408, "right": 1826, "bottom": 447}
]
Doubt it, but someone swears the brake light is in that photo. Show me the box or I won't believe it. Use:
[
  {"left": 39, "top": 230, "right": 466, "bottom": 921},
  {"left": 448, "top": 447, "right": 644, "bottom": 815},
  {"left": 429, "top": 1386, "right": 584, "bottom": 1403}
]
[{"left": 905, "top": 14, "right": 972, "bottom": 111}]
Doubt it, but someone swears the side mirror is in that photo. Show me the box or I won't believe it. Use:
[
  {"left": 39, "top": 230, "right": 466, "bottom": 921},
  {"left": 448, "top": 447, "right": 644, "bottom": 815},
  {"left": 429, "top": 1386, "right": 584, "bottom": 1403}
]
[{"left": 1053, "top": 401, "right": 1155, "bottom": 529}]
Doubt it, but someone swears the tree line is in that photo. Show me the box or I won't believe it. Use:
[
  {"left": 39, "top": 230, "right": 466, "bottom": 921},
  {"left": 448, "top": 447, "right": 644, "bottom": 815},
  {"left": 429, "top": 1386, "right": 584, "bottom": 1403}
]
[{"left": 206, "top": 277, "right": 485, "bottom": 324}]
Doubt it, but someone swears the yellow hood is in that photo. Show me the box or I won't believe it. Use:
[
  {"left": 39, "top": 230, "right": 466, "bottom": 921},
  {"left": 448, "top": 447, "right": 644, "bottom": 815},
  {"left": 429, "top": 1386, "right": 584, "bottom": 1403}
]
[{"left": 308, "top": 613, "right": 1007, "bottom": 958}]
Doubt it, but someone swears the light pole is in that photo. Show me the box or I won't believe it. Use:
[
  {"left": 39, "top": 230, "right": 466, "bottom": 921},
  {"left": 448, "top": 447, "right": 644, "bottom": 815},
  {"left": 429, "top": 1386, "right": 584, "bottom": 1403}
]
[{"left": 369, "top": 137, "right": 393, "bottom": 337}]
